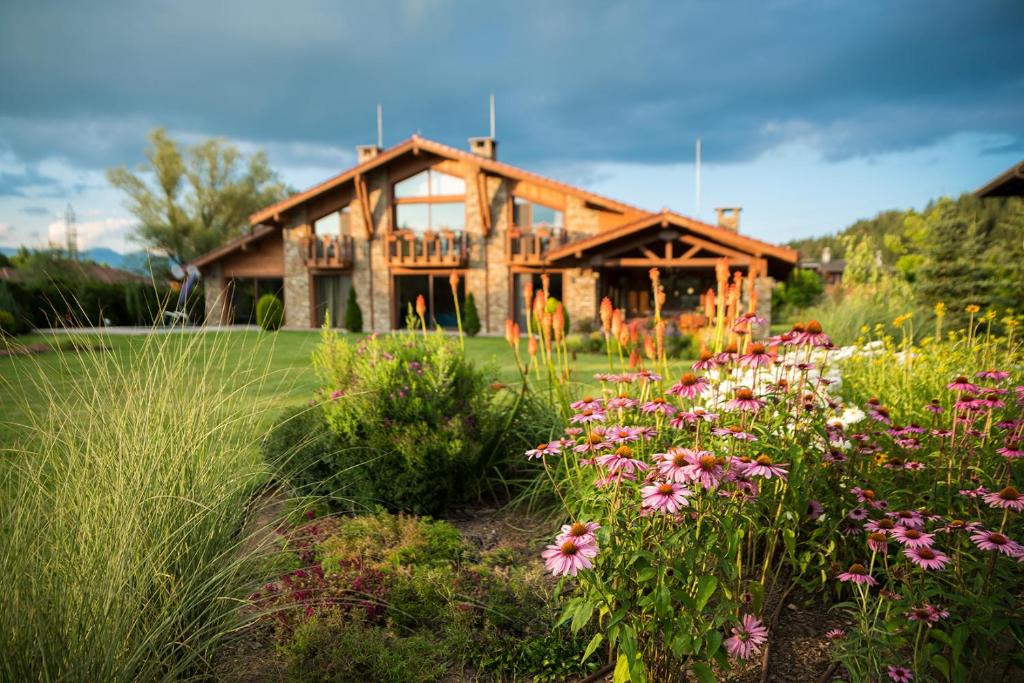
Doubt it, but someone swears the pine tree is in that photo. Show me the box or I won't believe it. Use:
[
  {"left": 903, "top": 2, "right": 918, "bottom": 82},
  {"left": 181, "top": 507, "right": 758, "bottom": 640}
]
[
  {"left": 462, "top": 292, "right": 481, "bottom": 336},
  {"left": 344, "top": 285, "right": 363, "bottom": 333}
]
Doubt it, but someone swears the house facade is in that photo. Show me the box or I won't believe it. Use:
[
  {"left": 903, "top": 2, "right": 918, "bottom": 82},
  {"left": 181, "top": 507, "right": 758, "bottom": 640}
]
[{"left": 190, "top": 135, "right": 797, "bottom": 333}]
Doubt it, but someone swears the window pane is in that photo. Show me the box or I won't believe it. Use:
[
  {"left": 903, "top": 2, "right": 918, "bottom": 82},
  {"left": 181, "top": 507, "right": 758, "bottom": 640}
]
[
  {"left": 338, "top": 207, "right": 351, "bottom": 236},
  {"left": 431, "top": 170, "right": 465, "bottom": 195},
  {"left": 394, "top": 170, "right": 430, "bottom": 198},
  {"left": 314, "top": 211, "right": 341, "bottom": 236},
  {"left": 396, "top": 203, "right": 430, "bottom": 232},
  {"left": 431, "top": 202, "right": 465, "bottom": 231},
  {"left": 532, "top": 204, "right": 563, "bottom": 229},
  {"left": 513, "top": 198, "right": 529, "bottom": 227}
]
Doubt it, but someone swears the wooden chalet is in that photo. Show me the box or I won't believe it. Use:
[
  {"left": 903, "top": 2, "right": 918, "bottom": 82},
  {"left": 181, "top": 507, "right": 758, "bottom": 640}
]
[{"left": 190, "top": 135, "right": 798, "bottom": 331}]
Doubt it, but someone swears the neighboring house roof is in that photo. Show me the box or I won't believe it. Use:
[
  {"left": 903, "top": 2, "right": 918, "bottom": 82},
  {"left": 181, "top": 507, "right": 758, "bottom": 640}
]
[
  {"left": 976, "top": 160, "right": 1024, "bottom": 198},
  {"left": 249, "top": 134, "right": 645, "bottom": 225},
  {"left": 799, "top": 259, "right": 846, "bottom": 275},
  {"left": 0, "top": 262, "right": 150, "bottom": 284},
  {"left": 191, "top": 224, "right": 278, "bottom": 269},
  {"left": 547, "top": 210, "right": 799, "bottom": 265}
]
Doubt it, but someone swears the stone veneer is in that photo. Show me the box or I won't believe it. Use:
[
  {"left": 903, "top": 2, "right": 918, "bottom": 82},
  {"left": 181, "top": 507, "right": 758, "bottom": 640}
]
[
  {"left": 203, "top": 262, "right": 228, "bottom": 325},
  {"left": 282, "top": 223, "right": 311, "bottom": 329}
]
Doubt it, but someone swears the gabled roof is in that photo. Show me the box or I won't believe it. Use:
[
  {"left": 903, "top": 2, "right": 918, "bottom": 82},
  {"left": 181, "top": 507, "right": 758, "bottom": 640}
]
[
  {"left": 976, "top": 160, "right": 1024, "bottom": 198},
  {"left": 191, "top": 224, "right": 277, "bottom": 269},
  {"left": 546, "top": 210, "right": 799, "bottom": 265},
  {"left": 249, "top": 135, "right": 645, "bottom": 225}
]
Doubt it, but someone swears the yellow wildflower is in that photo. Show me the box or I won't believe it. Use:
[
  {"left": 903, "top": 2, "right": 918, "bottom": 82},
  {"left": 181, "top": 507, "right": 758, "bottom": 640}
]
[
  {"left": 965, "top": 304, "right": 980, "bottom": 314},
  {"left": 933, "top": 302, "right": 946, "bottom": 318}
]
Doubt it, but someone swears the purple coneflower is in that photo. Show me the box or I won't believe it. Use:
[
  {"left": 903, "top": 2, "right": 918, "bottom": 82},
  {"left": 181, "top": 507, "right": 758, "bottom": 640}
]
[
  {"left": 606, "top": 426, "right": 641, "bottom": 444},
  {"left": 739, "top": 342, "right": 775, "bottom": 368},
  {"left": 570, "top": 408, "right": 607, "bottom": 424},
  {"left": 939, "top": 519, "right": 980, "bottom": 534},
  {"left": 904, "top": 546, "right": 950, "bottom": 570},
  {"left": 867, "top": 532, "right": 889, "bottom": 553},
  {"left": 837, "top": 563, "right": 876, "bottom": 585},
  {"left": 976, "top": 368, "right": 1010, "bottom": 381},
  {"left": 667, "top": 372, "right": 710, "bottom": 398},
  {"left": 848, "top": 507, "right": 869, "bottom": 521},
  {"left": 712, "top": 424, "right": 758, "bottom": 441},
  {"left": 959, "top": 486, "right": 989, "bottom": 499},
  {"left": 864, "top": 517, "right": 897, "bottom": 535},
  {"left": 947, "top": 375, "right": 980, "bottom": 393},
  {"left": 984, "top": 485, "right": 1024, "bottom": 512},
  {"left": 794, "top": 320, "right": 831, "bottom": 347},
  {"left": 574, "top": 431, "right": 610, "bottom": 454},
  {"left": 890, "top": 510, "right": 925, "bottom": 528},
  {"left": 887, "top": 665, "right": 914, "bottom": 682},
  {"left": 641, "top": 397, "right": 677, "bottom": 416},
  {"left": 640, "top": 481, "right": 691, "bottom": 513},
  {"left": 691, "top": 349, "right": 721, "bottom": 371},
  {"left": 681, "top": 451, "right": 725, "bottom": 489},
  {"left": 743, "top": 454, "right": 789, "bottom": 480},
  {"left": 924, "top": 399, "right": 944, "bottom": 414},
  {"left": 807, "top": 499, "right": 824, "bottom": 521},
  {"left": 655, "top": 448, "right": 695, "bottom": 483},
  {"left": 595, "top": 445, "right": 649, "bottom": 474},
  {"left": 726, "top": 387, "right": 766, "bottom": 412},
  {"left": 556, "top": 521, "right": 600, "bottom": 546},
  {"left": 905, "top": 604, "right": 949, "bottom": 627},
  {"left": 541, "top": 538, "right": 598, "bottom": 577},
  {"left": 825, "top": 628, "right": 846, "bottom": 640},
  {"left": 892, "top": 527, "right": 935, "bottom": 548},
  {"left": 904, "top": 461, "right": 926, "bottom": 471},
  {"left": 632, "top": 369, "right": 662, "bottom": 382},
  {"left": 605, "top": 393, "right": 639, "bottom": 410},
  {"left": 525, "top": 441, "right": 561, "bottom": 460},
  {"left": 570, "top": 395, "right": 603, "bottom": 411},
  {"left": 970, "top": 529, "right": 1022, "bottom": 556},
  {"left": 724, "top": 614, "right": 769, "bottom": 661}
]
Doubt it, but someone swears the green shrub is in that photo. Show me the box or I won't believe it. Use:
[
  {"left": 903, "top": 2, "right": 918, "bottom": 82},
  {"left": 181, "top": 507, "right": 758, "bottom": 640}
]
[
  {"left": 0, "top": 309, "right": 15, "bottom": 337},
  {"left": 256, "top": 293, "right": 283, "bottom": 330},
  {"left": 317, "top": 511, "right": 468, "bottom": 570},
  {"left": 462, "top": 292, "right": 481, "bottom": 336},
  {"left": 261, "top": 404, "right": 376, "bottom": 512},
  {"left": 299, "top": 329, "right": 554, "bottom": 514},
  {"left": 799, "top": 279, "right": 928, "bottom": 346},
  {"left": 545, "top": 296, "right": 570, "bottom": 335},
  {"left": 282, "top": 612, "right": 446, "bottom": 683},
  {"left": 343, "top": 285, "right": 362, "bottom": 332}
]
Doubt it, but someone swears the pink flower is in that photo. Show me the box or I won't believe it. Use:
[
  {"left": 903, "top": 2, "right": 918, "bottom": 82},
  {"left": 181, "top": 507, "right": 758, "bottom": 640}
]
[
  {"left": 680, "top": 450, "right": 725, "bottom": 490},
  {"left": 947, "top": 375, "right": 980, "bottom": 393},
  {"left": 525, "top": 441, "right": 561, "bottom": 460},
  {"left": 904, "top": 546, "right": 950, "bottom": 570},
  {"left": 724, "top": 614, "right": 768, "bottom": 661},
  {"left": 888, "top": 665, "right": 914, "bottom": 682},
  {"left": 595, "top": 445, "right": 650, "bottom": 474},
  {"left": 605, "top": 394, "right": 639, "bottom": 410},
  {"left": 984, "top": 486, "right": 1024, "bottom": 512},
  {"left": 712, "top": 425, "right": 758, "bottom": 441},
  {"left": 976, "top": 369, "right": 1011, "bottom": 381},
  {"left": 556, "top": 521, "right": 601, "bottom": 546},
  {"left": 666, "top": 372, "right": 710, "bottom": 398},
  {"left": 570, "top": 408, "right": 607, "bottom": 424},
  {"left": 742, "top": 454, "right": 789, "bottom": 480},
  {"left": 825, "top": 628, "right": 846, "bottom": 640},
  {"left": 641, "top": 397, "right": 677, "bottom": 416},
  {"left": 892, "top": 527, "right": 935, "bottom": 548},
  {"left": 848, "top": 507, "right": 869, "bottom": 521},
  {"left": 807, "top": 499, "right": 824, "bottom": 521},
  {"left": 606, "top": 426, "right": 642, "bottom": 444},
  {"left": 970, "top": 530, "right": 1022, "bottom": 556},
  {"left": 570, "top": 396, "right": 603, "bottom": 411},
  {"left": 738, "top": 342, "right": 775, "bottom": 368},
  {"left": 640, "top": 481, "right": 691, "bottom": 513},
  {"left": 905, "top": 604, "right": 949, "bottom": 627},
  {"left": 837, "top": 563, "right": 876, "bottom": 585},
  {"left": 655, "top": 448, "right": 694, "bottom": 483},
  {"left": 959, "top": 486, "right": 989, "bottom": 499},
  {"left": 889, "top": 510, "right": 925, "bottom": 528},
  {"left": 725, "top": 387, "right": 766, "bottom": 412},
  {"left": 542, "top": 539, "right": 598, "bottom": 577},
  {"left": 867, "top": 532, "right": 889, "bottom": 553},
  {"left": 864, "top": 517, "right": 897, "bottom": 535}
]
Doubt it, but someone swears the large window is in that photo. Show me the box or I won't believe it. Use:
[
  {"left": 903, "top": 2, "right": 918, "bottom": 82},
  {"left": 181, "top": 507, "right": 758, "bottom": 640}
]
[
  {"left": 313, "top": 207, "right": 350, "bottom": 236},
  {"left": 394, "top": 169, "right": 466, "bottom": 233},
  {"left": 393, "top": 274, "right": 465, "bottom": 329},
  {"left": 513, "top": 198, "right": 563, "bottom": 231}
]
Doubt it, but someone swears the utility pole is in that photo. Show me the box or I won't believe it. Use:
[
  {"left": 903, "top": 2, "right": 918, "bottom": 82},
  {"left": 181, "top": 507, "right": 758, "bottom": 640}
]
[{"left": 64, "top": 203, "right": 78, "bottom": 260}]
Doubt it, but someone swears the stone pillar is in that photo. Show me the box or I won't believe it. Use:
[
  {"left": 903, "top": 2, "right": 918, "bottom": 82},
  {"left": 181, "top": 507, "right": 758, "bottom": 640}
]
[
  {"left": 202, "top": 263, "right": 228, "bottom": 325},
  {"left": 369, "top": 238, "right": 391, "bottom": 332},
  {"left": 754, "top": 275, "right": 774, "bottom": 338},
  {"left": 283, "top": 225, "right": 312, "bottom": 329},
  {"left": 566, "top": 267, "right": 598, "bottom": 328}
]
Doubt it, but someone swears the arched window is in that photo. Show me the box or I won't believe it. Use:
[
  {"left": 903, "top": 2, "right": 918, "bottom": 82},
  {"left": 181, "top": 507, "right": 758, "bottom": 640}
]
[{"left": 394, "top": 168, "right": 466, "bottom": 233}]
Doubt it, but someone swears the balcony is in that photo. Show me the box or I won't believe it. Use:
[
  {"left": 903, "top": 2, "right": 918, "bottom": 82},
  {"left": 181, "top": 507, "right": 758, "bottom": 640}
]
[
  {"left": 386, "top": 230, "right": 468, "bottom": 267},
  {"left": 302, "top": 234, "right": 354, "bottom": 269},
  {"left": 508, "top": 227, "right": 568, "bottom": 264}
]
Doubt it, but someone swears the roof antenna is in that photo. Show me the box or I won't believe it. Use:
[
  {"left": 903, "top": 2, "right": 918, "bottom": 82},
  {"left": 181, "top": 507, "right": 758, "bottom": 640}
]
[
  {"left": 489, "top": 93, "right": 496, "bottom": 139},
  {"left": 376, "top": 104, "right": 383, "bottom": 148},
  {"left": 695, "top": 137, "right": 702, "bottom": 219}
]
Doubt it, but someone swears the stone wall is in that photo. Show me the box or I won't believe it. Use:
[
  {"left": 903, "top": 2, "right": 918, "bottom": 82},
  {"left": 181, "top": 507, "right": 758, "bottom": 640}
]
[
  {"left": 754, "top": 275, "right": 774, "bottom": 338},
  {"left": 203, "top": 263, "right": 227, "bottom": 325},
  {"left": 282, "top": 224, "right": 311, "bottom": 329},
  {"left": 565, "top": 267, "right": 598, "bottom": 328}
]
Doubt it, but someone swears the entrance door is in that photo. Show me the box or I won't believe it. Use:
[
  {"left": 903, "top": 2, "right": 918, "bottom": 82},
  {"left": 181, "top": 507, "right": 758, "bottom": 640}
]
[
  {"left": 314, "top": 275, "right": 351, "bottom": 327},
  {"left": 393, "top": 274, "right": 465, "bottom": 329}
]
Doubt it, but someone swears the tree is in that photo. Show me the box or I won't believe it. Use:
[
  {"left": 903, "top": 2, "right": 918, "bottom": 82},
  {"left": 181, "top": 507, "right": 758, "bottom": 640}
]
[
  {"left": 772, "top": 268, "right": 824, "bottom": 313},
  {"left": 108, "top": 128, "right": 290, "bottom": 267},
  {"left": 462, "top": 292, "right": 481, "bottom": 336},
  {"left": 344, "top": 285, "right": 363, "bottom": 333}
]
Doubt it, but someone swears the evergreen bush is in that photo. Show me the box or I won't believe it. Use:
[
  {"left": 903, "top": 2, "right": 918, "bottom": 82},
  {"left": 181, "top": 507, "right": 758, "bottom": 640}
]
[
  {"left": 343, "top": 285, "right": 363, "bottom": 333},
  {"left": 255, "top": 293, "right": 283, "bottom": 331},
  {"left": 462, "top": 292, "right": 481, "bottom": 336}
]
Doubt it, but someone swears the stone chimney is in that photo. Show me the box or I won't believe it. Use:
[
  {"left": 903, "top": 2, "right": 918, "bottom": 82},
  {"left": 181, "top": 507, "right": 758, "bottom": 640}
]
[
  {"left": 468, "top": 136, "right": 498, "bottom": 160},
  {"left": 821, "top": 246, "right": 832, "bottom": 264},
  {"left": 714, "top": 207, "right": 741, "bottom": 231},
  {"left": 356, "top": 144, "right": 381, "bottom": 164}
]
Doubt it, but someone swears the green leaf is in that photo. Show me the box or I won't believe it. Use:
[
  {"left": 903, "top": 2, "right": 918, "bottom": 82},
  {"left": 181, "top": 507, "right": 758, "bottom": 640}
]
[
  {"left": 555, "top": 598, "right": 578, "bottom": 628},
  {"left": 705, "top": 631, "right": 723, "bottom": 658},
  {"left": 655, "top": 584, "right": 672, "bottom": 619},
  {"left": 930, "top": 654, "right": 950, "bottom": 681},
  {"left": 691, "top": 661, "right": 717, "bottom": 683},
  {"left": 582, "top": 633, "right": 604, "bottom": 663},
  {"left": 695, "top": 576, "right": 718, "bottom": 611},
  {"left": 613, "top": 655, "right": 631, "bottom": 683},
  {"left": 572, "top": 599, "right": 595, "bottom": 634}
]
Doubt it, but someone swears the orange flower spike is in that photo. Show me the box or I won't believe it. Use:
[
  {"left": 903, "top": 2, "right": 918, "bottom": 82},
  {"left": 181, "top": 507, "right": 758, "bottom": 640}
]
[
  {"left": 643, "top": 334, "right": 656, "bottom": 360},
  {"left": 628, "top": 348, "right": 641, "bottom": 368},
  {"left": 541, "top": 311, "right": 553, "bottom": 345},
  {"left": 511, "top": 321, "right": 520, "bottom": 342},
  {"left": 527, "top": 334, "right": 538, "bottom": 358},
  {"left": 715, "top": 258, "right": 730, "bottom": 287},
  {"left": 618, "top": 324, "right": 631, "bottom": 348},
  {"left": 553, "top": 304, "right": 565, "bottom": 342},
  {"left": 504, "top": 319, "right": 517, "bottom": 347},
  {"left": 449, "top": 271, "right": 460, "bottom": 290},
  {"left": 415, "top": 294, "right": 427, "bottom": 318},
  {"left": 655, "top": 319, "right": 666, "bottom": 358},
  {"left": 704, "top": 289, "right": 716, "bottom": 319},
  {"left": 522, "top": 280, "right": 533, "bottom": 310},
  {"left": 600, "top": 297, "right": 614, "bottom": 333},
  {"left": 533, "top": 290, "right": 546, "bottom": 322},
  {"left": 648, "top": 267, "right": 660, "bottom": 285},
  {"left": 541, "top": 272, "right": 551, "bottom": 299},
  {"left": 611, "top": 308, "right": 624, "bottom": 339},
  {"left": 629, "top": 322, "right": 640, "bottom": 345}
]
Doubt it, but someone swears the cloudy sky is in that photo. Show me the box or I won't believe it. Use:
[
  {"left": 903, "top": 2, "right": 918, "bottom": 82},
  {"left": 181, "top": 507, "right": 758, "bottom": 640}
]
[{"left": 1, "top": 0, "right": 1021, "bottom": 253}]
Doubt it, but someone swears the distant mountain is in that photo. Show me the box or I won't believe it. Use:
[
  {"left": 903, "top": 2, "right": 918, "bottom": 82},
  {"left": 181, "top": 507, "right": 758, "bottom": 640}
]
[{"left": 0, "top": 246, "right": 147, "bottom": 270}]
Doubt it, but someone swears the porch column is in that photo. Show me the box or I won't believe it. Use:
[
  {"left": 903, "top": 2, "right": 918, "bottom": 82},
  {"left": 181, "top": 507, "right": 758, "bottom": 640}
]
[
  {"left": 565, "top": 267, "right": 598, "bottom": 330},
  {"left": 203, "top": 263, "right": 229, "bottom": 325},
  {"left": 283, "top": 224, "right": 313, "bottom": 329}
]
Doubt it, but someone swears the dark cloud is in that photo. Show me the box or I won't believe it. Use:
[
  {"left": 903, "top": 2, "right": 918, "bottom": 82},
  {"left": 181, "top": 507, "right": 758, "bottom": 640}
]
[
  {"left": 0, "top": 167, "right": 63, "bottom": 198},
  {"left": 0, "top": 0, "right": 1021, "bottom": 172}
]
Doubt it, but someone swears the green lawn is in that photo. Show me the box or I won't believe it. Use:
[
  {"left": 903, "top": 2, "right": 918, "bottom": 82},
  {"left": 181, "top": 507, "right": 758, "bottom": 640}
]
[{"left": 1, "top": 329, "right": 694, "bottom": 445}]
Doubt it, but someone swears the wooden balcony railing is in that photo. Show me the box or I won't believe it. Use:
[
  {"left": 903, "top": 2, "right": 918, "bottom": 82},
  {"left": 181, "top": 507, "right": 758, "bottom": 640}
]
[
  {"left": 508, "top": 227, "right": 568, "bottom": 264},
  {"left": 303, "top": 234, "right": 354, "bottom": 268},
  {"left": 386, "top": 230, "right": 468, "bottom": 267}
]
